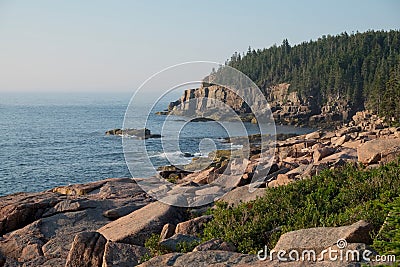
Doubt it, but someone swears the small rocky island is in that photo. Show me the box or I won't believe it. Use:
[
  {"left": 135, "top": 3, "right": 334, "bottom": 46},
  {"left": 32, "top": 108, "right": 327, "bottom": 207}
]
[{"left": 105, "top": 128, "right": 161, "bottom": 139}]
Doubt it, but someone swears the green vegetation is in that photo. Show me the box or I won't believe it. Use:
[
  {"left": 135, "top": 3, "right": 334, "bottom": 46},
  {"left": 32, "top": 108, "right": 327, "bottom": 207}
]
[
  {"left": 166, "top": 174, "right": 179, "bottom": 184},
  {"left": 144, "top": 158, "right": 400, "bottom": 261},
  {"left": 216, "top": 30, "right": 400, "bottom": 122},
  {"left": 144, "top": 233, "right": 200, "bottom": 260},
  {"left": 144, "top": 233, "right": 169, "bottom": 257},
  {"left": 202, "top": 159, "right": 400, "bottom": 254},
  {"left": 373, "top": 196, "right": 400, "bottom": 257},
  {"left": 176, "top": 240, "right": 201, "bottom": 253}
]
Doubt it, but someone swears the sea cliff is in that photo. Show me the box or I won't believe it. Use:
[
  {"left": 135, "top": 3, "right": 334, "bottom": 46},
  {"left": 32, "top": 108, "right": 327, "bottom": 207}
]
[{"left": 166, "top": 82, "right": 352, "bottom": 127}]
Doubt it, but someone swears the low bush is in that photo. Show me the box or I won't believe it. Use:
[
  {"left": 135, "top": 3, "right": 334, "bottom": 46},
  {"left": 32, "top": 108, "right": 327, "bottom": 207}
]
[
  {"left": 373, "top": 196, "right": 400, "bottom": 257},
  {"left": 202, "top": 159, "right": 400, "bottom": 254}
]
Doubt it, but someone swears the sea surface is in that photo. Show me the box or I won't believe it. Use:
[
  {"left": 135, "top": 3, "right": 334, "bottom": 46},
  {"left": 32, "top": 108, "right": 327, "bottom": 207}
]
[{"left": 0, "top": 92, "right": 314, "bottom": 196}]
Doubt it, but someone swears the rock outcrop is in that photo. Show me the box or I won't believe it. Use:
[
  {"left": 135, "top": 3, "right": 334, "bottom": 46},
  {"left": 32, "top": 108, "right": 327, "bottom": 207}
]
[
  {"left": 273, "top": 220, "right": 373, "bottom": 253},
  {"left": 65, "top": 232, "right": 107, "bottom": 267},
  {"left": 136, "top": 221, "right": 376, "bottom": 267},
  {"left": 0, "top": 111, "right": 399, "bottom": 266},
  {"left": 105, "top": 128, "right": 161, "bottom": 139},
  {"left": 0, "top": 178, "right": 153, "bottom": 266},
  {"left": 357, "top": 138, "right": 400, "bottom": 164},
  {"left": 0, "top": 191, "right": 60, "bottom": 235},
  {"left": 162, "top": 110, "right": 400, "bottom": 191},
  {"left": 193, "top": 239, "right": 236, "bottom": 252},
  {"left": 165, "top": 83, "right": 353, "bottom": 127},
  {"left": 218, "top": 185, "right": 266, "bottom": 206},
  {"left": 166, "top": 83, "right": 272, "bottom": 123},
  {"left": 159, "top": 223, "right": 176, "bottom": 241},
  {"left": 174, "top": 215, "right": 213, "bottom": 236},
  {"left": 98, "top": 201, "right": 185, "bottom": 246},
  {"left": 102, "top": 241, "right": 149, "bottom": 267}
]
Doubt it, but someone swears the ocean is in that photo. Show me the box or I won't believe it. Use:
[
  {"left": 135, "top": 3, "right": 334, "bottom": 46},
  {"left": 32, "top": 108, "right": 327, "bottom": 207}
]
[{"left": 0, "top": 92, "right": 314, "bottom": 196}]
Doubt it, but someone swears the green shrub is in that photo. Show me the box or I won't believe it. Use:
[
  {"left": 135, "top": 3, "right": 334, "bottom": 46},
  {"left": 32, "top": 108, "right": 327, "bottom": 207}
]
[
  {"left": 144, "top": 233, "right": 169, "bottom": 257},
  {"left": 144, "top": 233, "right": 201, "bottom": 258},
  {"left": 166, "top": 174, "right": 179, "bottom": 184},
  {"left": 202, "top": 159, "right": 400, "bottom": 254},
  {"left": 373, "top": 196, "right": 400, "bottom": 257},
  {"left": 176, "top": 240, "right": 201, "bottom": 253}
]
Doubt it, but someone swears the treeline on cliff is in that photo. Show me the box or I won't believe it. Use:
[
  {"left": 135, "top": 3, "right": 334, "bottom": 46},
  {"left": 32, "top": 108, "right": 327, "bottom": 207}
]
[{"left": 221, "top": 30, "right": 400, "bottom": 122}]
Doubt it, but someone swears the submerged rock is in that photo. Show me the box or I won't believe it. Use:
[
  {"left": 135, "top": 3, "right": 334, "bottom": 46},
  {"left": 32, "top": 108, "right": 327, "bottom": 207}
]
[
  {"left": 155, "top": 111, "right": 169, "bottom": 115},
  {"left": 189, "top": 117, "right": 215, "bottom": 122}
]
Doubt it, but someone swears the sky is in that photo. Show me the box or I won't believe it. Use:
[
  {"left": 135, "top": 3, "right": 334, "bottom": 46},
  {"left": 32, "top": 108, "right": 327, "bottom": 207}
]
[{"left": 0, "top": 0, "right": 399, "bottom": 93}]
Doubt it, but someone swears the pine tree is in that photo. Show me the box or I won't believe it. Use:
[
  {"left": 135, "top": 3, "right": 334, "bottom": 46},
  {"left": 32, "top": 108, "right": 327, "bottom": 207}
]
[{"left": 216, "top": 30, "right": 400, "bottom": 121}]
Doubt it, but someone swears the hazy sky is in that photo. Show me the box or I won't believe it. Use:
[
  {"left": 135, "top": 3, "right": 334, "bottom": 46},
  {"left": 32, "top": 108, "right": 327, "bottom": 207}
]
[{"left": 0, "top": 0, "right": 399, "bottom": 92}]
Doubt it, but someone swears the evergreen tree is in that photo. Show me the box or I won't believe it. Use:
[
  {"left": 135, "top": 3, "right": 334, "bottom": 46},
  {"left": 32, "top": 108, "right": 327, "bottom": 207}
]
[{"left": 214, "top": 30, "right": 400, "bottom": 122}]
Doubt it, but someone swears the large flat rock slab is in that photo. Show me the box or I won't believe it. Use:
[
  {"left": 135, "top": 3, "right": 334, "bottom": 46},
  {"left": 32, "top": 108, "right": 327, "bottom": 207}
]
[
  {"left": 98, "top": 201, "right": 185, "bottom": 246},
  {"left": 357, "top": 138, "right": 400, "bottom": 164},
  {"left": 218, "top": 185, "right": 266, "bottom": 206},
  {"left": 274, "top": 220, "right": 372, "bottom": 253},
  {"left": 0, "top": 178, "right": 153, "bottom": 266},
  {"left": 0, "top": 192, "right": 61, "bottom": 235}
]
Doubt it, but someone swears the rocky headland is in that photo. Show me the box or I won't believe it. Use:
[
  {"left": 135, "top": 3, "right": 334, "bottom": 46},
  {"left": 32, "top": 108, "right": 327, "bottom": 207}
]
[
  {"left": 0, "top": 111, "right": 399, "bottom": 266},
  {"left": 163, "top": 82, "right": 353, "bottom": 128}
]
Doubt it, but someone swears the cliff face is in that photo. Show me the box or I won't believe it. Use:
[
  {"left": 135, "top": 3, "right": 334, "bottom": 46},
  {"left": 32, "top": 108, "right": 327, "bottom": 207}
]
[
  {"left": 264, "top": 83, "right": 317, "bottom": 125},
  {"left": 168, "top": 84, "right": 269, "bottom": 122},
  {"left": 167, "top": 83, "right": 352, "bottom": 127}
]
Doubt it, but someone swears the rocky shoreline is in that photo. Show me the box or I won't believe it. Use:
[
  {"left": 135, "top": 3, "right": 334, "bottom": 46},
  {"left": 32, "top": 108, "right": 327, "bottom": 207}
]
[
  {"left": 159, "top": 111, "right": 400, "bottom": 190},
  {"left": 1, "top": 111, "right": 400, "bottom": 266}
]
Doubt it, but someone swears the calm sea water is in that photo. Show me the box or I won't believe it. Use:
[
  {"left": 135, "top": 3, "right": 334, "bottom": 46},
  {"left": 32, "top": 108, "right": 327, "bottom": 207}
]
[{"left": 0, "top": 92, "right": 313, "bottom": 196}]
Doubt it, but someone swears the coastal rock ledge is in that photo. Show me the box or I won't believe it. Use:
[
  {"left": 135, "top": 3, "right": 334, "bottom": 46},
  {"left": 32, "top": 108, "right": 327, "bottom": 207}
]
[
  {"left": 0, "top": 178, "right": 386, "bottom": 266},
  {"left": 0, "top": 112, "right": 398, "bottom": 266},
  {"left": 0, "top": 178, "right": 153, "bottom": 266}
]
